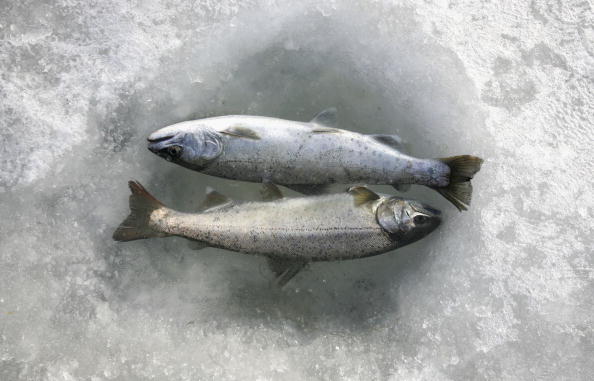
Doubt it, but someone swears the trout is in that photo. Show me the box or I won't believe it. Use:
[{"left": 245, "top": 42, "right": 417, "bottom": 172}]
[
  {"left": 147, "top": 108, "right": 483, "bottom": 210},
  {"left": 113, "top": 181, "right": 441, "bottom": 285}
]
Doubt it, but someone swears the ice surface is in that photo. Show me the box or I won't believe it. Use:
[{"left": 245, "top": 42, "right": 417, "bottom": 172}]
[{"left": 1, "top": 0, "right": 593, "bottom": 380}]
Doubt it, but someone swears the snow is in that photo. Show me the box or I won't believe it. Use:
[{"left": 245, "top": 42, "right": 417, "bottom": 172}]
[{"left": 1, "top": 0, "right": 593, "bottom": 379}]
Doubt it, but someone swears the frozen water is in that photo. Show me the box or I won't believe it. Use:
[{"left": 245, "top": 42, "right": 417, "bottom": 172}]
[{"left": 1, "top": 0, "right": 593, "bottom": 379}]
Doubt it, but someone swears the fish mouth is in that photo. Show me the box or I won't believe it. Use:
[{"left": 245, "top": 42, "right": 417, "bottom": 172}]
[
  {"left": 147, "top": 133, "right": 178, "bottom": 154},
  {"left": 147, "top": 134, "right": 176, "bottom": 144}
]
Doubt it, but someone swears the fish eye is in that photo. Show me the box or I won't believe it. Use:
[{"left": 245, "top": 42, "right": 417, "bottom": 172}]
[
  {"left": 413, "top": 215, "right": 428, "bottom": 224},
  {"left": 167, "top": 145, "right": 183, "bottom": 158}
]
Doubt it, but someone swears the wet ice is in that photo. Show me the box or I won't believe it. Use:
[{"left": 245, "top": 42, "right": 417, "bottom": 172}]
[{"left": 1, "top": 1, "right": 593, "bottom": 380}]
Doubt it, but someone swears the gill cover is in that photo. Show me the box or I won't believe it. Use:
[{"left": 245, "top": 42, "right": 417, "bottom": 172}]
[
  {"left": 375, "top": 197, "right": 441, "bottom": 243},
  {"left": 376, "top": 198, "right": 409, "bottom": 234},
  {"left": 188, "top": 128, "right": 224, "bottom": 166}
]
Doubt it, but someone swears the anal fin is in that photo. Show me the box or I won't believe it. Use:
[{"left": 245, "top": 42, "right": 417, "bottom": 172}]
[
  {"left": 369, "top": 134, "right": 409, "bottom": 153},
  {"left": 267, "top": 257, "right": 308, "bottom": 287},
  {"left": 198, "top": 187, "right": 234, "bottom": 212},
  {"left": 310, "top": 107, "right": 338, "bottom": 127},
  {"left": 260, "top": 183, "right": 284, "bottom": 201}
]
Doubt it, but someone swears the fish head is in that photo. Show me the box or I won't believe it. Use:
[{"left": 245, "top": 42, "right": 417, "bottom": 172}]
[
  {"left": 376, "top": 197, "right": 441, "bottom": 245},
  {"left": 147, "top": 121, "right": 223, "bottom": 170}
]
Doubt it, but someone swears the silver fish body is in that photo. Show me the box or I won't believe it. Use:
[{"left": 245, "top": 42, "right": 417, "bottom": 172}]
[
  {"left": 114, "top": 182, "right": 441, "bottom": 262},
  {"left": 149, "top": 115, "right": 448, "bottom": 186},
  {"left": 148, "top": 110, "right": 483, "bottom": 210},
  {"left": 157, "top": 193, "right": 392, "bottom": 260}
]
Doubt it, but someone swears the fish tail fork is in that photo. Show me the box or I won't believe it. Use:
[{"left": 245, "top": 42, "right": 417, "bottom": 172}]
[
  {"left": 113, "top": 181, "right": 169, "bottom": 241},
  {"left": 434, "top": 155, "right": 484, "bottom": 211}
]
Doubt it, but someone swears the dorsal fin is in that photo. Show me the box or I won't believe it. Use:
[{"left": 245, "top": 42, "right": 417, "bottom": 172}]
[
  {"left": 198, "top": 187, "right": 232, "bottom": 211},
  {"left": 347, "top": 186, "right": 380, "bottom": 206},
  {"left": 219, "top": 126, "right": 260, "bottom": 140},
  {"left": 310, "top": 107, "right": 337, "bottom": 127}
]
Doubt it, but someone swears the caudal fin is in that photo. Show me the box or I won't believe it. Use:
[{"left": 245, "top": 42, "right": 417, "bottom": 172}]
[
  {"left": 113, "top": 181, "right": 168, "bottom": 241},
  {"left": 435, "top": 155, "right": 484, "bottom": 211}
]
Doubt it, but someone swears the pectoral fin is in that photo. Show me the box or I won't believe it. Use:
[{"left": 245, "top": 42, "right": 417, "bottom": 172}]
[
  {"left": 284, "top": 184, "right": 329, "bottom": 195},
  {"left": 347, "top": 186, "right": 380, "bottom": 206},
  {"left": 310, "top": 107, "right": 338, "bottom": 127},
  {"left": 267, "top": 257, "right": 308, "bottom": 287},
  {"left": 219, "top": 126, "right": 260, "bottom": 140}
]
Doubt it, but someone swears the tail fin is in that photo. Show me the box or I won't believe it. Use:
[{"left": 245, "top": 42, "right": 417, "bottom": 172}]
[
  {"left": 113, "top": 181, "right": 168, "bottom": 241},
  {"left": 435, "top": 155, "right": 484, "bottom": 211}
]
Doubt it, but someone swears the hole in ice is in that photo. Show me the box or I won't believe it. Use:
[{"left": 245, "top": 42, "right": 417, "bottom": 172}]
[{"left": 95, "top": 5, "right": 487, "bottom": 323}]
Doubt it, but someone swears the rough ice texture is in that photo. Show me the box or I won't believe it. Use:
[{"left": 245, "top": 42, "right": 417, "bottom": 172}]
[{"left": 1, "top": 0, "right": 592, "bottom": 380}]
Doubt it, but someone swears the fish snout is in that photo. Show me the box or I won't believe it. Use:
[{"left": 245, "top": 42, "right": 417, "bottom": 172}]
[{"left": 147, "top": 132, "right": 184, "bottom": 160}]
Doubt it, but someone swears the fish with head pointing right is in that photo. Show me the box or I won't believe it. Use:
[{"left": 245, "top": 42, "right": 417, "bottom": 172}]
[
  {"left": 147, "top": 108, "right": 483, "bottom": 211},
  {"left": 113, "top": 181, "right": 441, "bottom": 286}
]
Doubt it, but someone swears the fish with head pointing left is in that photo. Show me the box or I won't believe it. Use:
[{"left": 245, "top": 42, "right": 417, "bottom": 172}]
[
  {"left": 147, "top": 108, "right": 483, "bottom": 211},
  {"left": 113, "top": 181, "right": 441, "bottom": 286}
]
